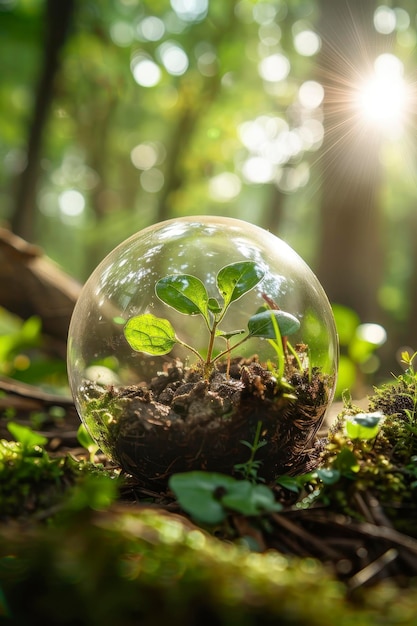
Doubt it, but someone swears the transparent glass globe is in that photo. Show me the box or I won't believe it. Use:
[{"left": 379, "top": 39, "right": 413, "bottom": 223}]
[{"left": 68, "top": 216, "right": 338, "bottom": 485}]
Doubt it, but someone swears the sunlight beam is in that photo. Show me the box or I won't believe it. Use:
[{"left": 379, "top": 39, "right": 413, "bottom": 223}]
[{"left": 355, "top": 54, "right": 408, "bottom": 137}]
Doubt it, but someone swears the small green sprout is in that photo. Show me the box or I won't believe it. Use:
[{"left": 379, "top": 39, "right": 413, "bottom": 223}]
[
  {"left": 234, "top": 420, "right": 267, "bottom": 483},
  {"left": 123, "top": 261, "right": 301, "bottom": 379}
]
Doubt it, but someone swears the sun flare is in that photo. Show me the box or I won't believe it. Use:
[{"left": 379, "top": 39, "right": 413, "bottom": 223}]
[{"left": 355, "top": 54, "right": 408, "bottom": 136}]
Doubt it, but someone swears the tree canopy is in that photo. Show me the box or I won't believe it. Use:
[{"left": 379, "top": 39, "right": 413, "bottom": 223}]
[{"left": 1, "top": 0, "right": 417, "bottom": 385}]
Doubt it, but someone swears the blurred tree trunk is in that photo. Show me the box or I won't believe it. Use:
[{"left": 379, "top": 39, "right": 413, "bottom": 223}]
[
  {"left": 11, "top": 0, "right": 76, "bottom": 241},
  {"left": 315, "top": 0, "right": 385, "bottom": 322},
  {"left": 155, "top": 1, "right": 239, "bottom": 223},
  {"left": 263, "top": 186, "right": 285, "bottom": 236}
]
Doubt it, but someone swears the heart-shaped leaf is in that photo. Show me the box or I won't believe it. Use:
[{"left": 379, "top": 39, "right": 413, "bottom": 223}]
[
  {"left": 124, "top": 314, "right": 177, "bottom": 355},
  {"left": 156, "top": 274, "right": 209, "bottom": 321}
]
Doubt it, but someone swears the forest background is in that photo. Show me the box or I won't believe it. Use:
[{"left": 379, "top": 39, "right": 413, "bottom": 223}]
[{"left": 1, "top": 0, "right": 417, "bottom": 398}]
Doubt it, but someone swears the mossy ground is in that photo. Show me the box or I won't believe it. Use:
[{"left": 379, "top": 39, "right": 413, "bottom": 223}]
[{"left": 1, "top": 361, "right": 417, "bottom": 625}]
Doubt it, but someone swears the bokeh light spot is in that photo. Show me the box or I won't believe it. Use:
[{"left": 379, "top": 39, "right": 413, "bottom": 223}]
[
  {"left": 131, "top": 56, "right": 162, "bottom": 87},
  {"left": 137, "top": 16, "right": 165, "bottom": 41},
  {"left": 209, "top": 172, "right": 241, "bottom": 202},
  {"left": 158, "top": 42, "right": 189, "bottom": 76},
  {"left": 293, "top": 30, "right": 321, "bottom": 56},
  {"left": 140, "top": 168, "right": 164, "bottom": 193},
  {"left": 59, "top": 190, "right": 85, "bottom": 217},
  {"left": 110, "top": 21, "right": 135, "bottom": 46},
  {"left": 356, "top": 323, "right": 387, "bottom": 347},
  {"left": 298, "top": 81, "right": 324, "bottom": 109},
  {"left": 170, "top": 0, "right": 208, "bottom": 22},
  {"left": 374, "top": 5, "right": 396, "bottom": 34},
  {"left": 258, "top": 53, "right": 290, "bottom": 82}
]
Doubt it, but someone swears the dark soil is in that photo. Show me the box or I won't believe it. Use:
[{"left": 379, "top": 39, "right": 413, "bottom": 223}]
[{"left": 91, "top": 353, "right": 332, "bottom": 489}]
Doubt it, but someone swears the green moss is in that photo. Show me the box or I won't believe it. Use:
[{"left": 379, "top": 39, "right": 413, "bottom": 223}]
[
  {"left": 0, "top": 438, "right": 66, "bottom": 518},
  {"left": 1, "top": 507, "right": 417, "bottom": 625},
  {"left": 315, "top": 364, "right": 417, "bottom": 531}
]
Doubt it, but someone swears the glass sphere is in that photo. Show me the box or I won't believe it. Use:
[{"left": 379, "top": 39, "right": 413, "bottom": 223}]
[{"left": 68, "top": 216, "right": 338, "bottom": 486}]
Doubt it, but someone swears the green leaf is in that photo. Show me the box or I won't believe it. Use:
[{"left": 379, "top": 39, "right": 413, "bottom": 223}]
[
  {"left": 346, "top": 412, "right": 384, "bottom": 440},
  {"left": 333, "top": 447, "right": 360, "bottom": 475},
  {"left": 169, "top": 471, "right": 281, "bottom": 524},
  {"left": 156, "top": 274, "right": 209, "bottom": 319},
  {"left": 124, "top": 314, "right": 177, "bottom": 355},
  {"left": 222, "top": 482, "right": 282, "bottom": 516},
  {"left": 217, "top": 262, "right": 264, "bottom": 308},
  {"left": 7, "top": 421, "right": 47, "bottom": 448},
  {"left": 275, "top": 475, "right": 303, "bottom": 493},
  {"left": 276, "top": 472, "right": 315, "bottom": 492},
  {"left": 77, "top": 424, "right": 99, "bottom": 455},
  {"left": 208, "top": 297, "right": 222, "bottom": 314},
  {"left": 247, "top": 310, "right": 300, "bottom": 338},
  {"left": 316, "top": 468, "right": 341, "bottom": 485},
  {"left": 169, "top": 471, "right": 237, "bottom": 524}
]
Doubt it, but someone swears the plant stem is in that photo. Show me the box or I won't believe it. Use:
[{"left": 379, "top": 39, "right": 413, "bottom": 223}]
[
  {"left": 245, "top": 420, "right": 263, "bottom": 480},
  {"left": 268, "top": 311, "right": 285, "bottom": 379},
  {"left": 286, "top": 340, "right": 303, "bottom": 371},
  {"left": 211, "top": 334, "right": 250, "bottom": 365},
  {"left": 177, "top": 339, "right": 204, "bottom": 364},
  {"left": 205, "top": 321, "right": 219, "bottom": 367}
]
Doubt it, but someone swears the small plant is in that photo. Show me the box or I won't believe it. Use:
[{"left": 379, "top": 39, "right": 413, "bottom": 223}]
[
  {"left": 124, "top": 261, "right": 300, "bottom": 379},
  {"left": 169, "top": 470, "right": 282, "bottom": 525},
  {"left": 234, "top": 420, "right": 267, "bottom": 482},
  {"left": 398, "top": 350, "right": 417, "bottom": 421}
]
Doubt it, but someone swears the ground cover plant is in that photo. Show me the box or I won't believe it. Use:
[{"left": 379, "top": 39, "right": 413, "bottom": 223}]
[{"left": 2, "top": 353, "right": 417, "bottom": 624}]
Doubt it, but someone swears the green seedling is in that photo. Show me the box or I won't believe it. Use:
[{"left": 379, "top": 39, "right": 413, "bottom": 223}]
[
  {"left": 234, "top": 420, "right": 267, "bottom": 483},
  {"left": 124, "top": 261, "right": 300, "bottom": 379}
]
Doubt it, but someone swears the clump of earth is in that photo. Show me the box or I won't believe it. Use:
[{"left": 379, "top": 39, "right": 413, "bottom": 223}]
[{"left": 83, "top": 350, "right": 332, "bottom": 490}]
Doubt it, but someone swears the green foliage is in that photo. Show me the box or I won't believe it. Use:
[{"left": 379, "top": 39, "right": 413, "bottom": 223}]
[
  {"left": 7, "top": 420, "right": 48, "bottom": 449},
  {"left": 308, "top": 355, "right": 417, "bottom": 527},
  {"left": 1, "top": 0, "right": 417, "bottom": 379},
  {"left": 332, "top": 304, "right": 386, "bottom": 398},
  {"left": 0, "top": 421, "right": 119, "bottom": 520},
  {"left": 62, "top": 472, "right": 119, "bottom": 515},
  {"left": 248, "top": 309, "right": 301, "bottom": 339},
  {"left": 124, "top": 261, "right": 300, "bottom": 378},
  {"left": 3, "top": 351, "right": 417, "bottom": 622},
  {"left": 124, "top": 313, "right": 177, "bottom": 356},
  {"left": 0, "top": 424, "right": 64, "bottom": 518},
  {"left": 345, "top": 412, "right": 384, "bottom": 440},
  {"left": 0, "top": 308, "right": 67, "bottom": 389},
  {"left": 169, "top": 471, "right": 282, "bottom": 525}
]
